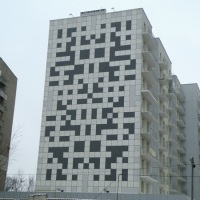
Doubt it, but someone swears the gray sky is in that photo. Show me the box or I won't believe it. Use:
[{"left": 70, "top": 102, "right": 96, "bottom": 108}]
[{"left": 1, "top": 0, "right": 200, "bottom": 177}]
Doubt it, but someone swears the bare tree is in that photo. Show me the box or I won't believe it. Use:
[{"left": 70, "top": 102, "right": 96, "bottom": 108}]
[
  {"left": 4, "top": 176, "right": 14, "bottom": 191},
  {"left": 5, "top": 170, "right": 34, "bottom": 192},
  {"left": 26, "top": 175, "right": 35, "bottom": 192},
  {"left": 0, "top": 125, "right": 22, "bottom": 169}
]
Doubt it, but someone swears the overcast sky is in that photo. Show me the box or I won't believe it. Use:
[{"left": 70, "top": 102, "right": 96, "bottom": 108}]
[{"left": 1, "top": 0, "right": 200, "bottom": 177}]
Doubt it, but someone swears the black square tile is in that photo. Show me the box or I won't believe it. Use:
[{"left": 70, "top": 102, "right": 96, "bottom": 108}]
[
  {"left": 87, "top": 93, "right": 93, "bottom": 98},
  {"left": 58, "top": 90, "right": 63, "bottom": 95},
  {"left": 68, "top": 90, "right": 73, "bottom": 95},
  {"left": 101, "top": 24, "right": 106, "bottom": 29},
  {"left": 67, "top": 100, "right": 72, "bottom": 105},
  {"left": 72, "top": 175, "right": 77, "bottom": 180},
  {"left": 108, "top": 97, "right": 113, "bottom": 102},
  {"left": 61, "top": 115, "right": 66, "bottom": 120},
  {"left": 94, "top": 175, "right": 99, "bottom": 180},
  {"left": 84, "top": 163, "right": 89, "bottom": 169},
  {"left": 57, "top": 43, "right": 62, "bottom": 48},
  {"left": 78, "top": 79, "right": 83, "bottom": 84},
  {"left": 113, "top": 113, "right": 118, "bottom": 118},
  {"left": 119, "top": 86, "right": 124, "bottom": 91},
  {"left": 98, "top": 77, "right": 103, "bottom": 82},
  {"left": 126, "top": 35, "right": 131, "bottom": 40},
  {"left": 91, "top": 34, "right": 95, "bottom": 39},
  {"left": 108, "top": 87, "right": 114, "bottom": 92},
  {"left": 49, "top": 137, "right": 54, "bottom": 142},
  {"left": 80, "top": 49, "right": 90, "bottom": 59},
  {"left": 81, "top": 26, "right": 86, "bottom": 31},
  {"left": 123, "top": 134, "right": 129, "bottom": 140},
  {"left": 122, "top": 157, "right": 128, "bottom": 163}
]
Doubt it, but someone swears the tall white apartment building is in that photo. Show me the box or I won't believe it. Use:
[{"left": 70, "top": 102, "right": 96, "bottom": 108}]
[{"left": 36, "top": 8, "right": 199, "bottom": 197}]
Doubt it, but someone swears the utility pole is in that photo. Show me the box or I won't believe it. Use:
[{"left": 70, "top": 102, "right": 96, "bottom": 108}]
[
  {"left": 190, "top": 157, "right": 196, "bottom": 200},
  {"left": 116, "top": 174, "right": 122, "bottom": 200}
]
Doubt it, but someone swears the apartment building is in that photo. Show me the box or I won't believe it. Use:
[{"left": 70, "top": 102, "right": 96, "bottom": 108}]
[
  {"left": 182, "top": 84, "right": 200, "bottom": 200},
  {"left": 0, "top": 58, "right": 17, "bottom": 191},
  {"left": 35, "top": 8, "right": 199, "bottom": 197}
]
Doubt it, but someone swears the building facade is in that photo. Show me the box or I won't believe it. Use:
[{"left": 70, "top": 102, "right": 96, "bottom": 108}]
[
  {"left": 182, "top": 84, "right": 200, "bottom": 200},
  {"left": 0, "top": 58, "right": 17, "bottom": 191},
  {"left": 35, "top": 8, "right": 199, "bottom": 197}
]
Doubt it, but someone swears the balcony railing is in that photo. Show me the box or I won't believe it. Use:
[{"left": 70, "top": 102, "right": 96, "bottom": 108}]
[
  {"left": 159, "top": 106, "right": 168, "bottom": 118},
  {"left": 176, "top": 104, "right": 186, "bottom": 114},
  {"left": 141, "top": 148, "right": 157, "bottom": 162},
  {"left": 0, "top": 89, "right": 7, "bottom": 100},
  {"left": 142, "top": 31, "right": 157, "bottom": 50},
  {"left": 159, "top": 124, "right": 169, "bottom": 135},
  {"left": 159, "top": 60, "right": 169, "bottom": 71},
  {"left": 177, "top": 116, "right": 186, "bottom": 127},
  {"left": 0, "top": 75, "right": 8, "bottom": 86},
  {"left": 141, "top": 108, "right": 156, "bottom": 122},
  {"left": 177, "top": 144, "right": 186, "bottom": 154},
  {"left": 158, "top": 77, "right": 168, "bottom": 86},
  {"left": 141, "top": 88, "right": 157, "bottom": 104},
  {"left": 142, "top": 69, "right": 154, "bottom": 86},
  {"left": 142, "top": 50, "right": 158, "bottom": 69}
]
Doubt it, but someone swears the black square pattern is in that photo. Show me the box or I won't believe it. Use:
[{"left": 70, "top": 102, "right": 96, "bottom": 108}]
[{"left": 80, "top": 49, "right": 90, "bottom": 59}]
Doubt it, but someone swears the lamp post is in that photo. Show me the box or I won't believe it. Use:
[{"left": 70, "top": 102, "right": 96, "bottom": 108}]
[
  {"left": 190, "top": 157, "right": 196, "bottom": 200},
  {"left": 116, "top": 174, "right": 122, "bottom": 200}
]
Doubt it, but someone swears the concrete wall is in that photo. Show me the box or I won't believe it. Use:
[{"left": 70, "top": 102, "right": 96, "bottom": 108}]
[
  {"left": 182, "top": 84, "right": 200, "bottom": 200},
  {"left": 0, "top": 192, "right": 191, "bottom": 200}
]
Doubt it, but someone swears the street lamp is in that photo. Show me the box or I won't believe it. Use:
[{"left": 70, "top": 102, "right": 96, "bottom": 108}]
[
  {"left": 116, "top": 174, "right": 122, "bottom": 200},
  {"left": 190, "top": 157, "right": 196, "bottom": 200}
]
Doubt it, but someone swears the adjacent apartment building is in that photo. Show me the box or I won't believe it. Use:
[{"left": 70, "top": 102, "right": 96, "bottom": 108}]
[
  {"left": 0, "top": 58, "right": 17, "bottom": 191},
  {"left": 35, "top": 8, "right": 200, "bottom": 198}
]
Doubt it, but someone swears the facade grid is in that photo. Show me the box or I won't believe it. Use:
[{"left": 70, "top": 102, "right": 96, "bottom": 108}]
[{"left": 36, "top": 8, "right": 200, "bottom": 198}]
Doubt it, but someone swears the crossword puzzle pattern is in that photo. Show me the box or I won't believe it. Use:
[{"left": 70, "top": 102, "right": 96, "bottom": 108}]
[{"left": 44, "top": 20, "right": 136, "bottom": 183}]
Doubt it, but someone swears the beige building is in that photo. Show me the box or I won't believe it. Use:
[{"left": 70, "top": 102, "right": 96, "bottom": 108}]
[{"left": 0, "top": 58, "right": 17, "bottom": 191}]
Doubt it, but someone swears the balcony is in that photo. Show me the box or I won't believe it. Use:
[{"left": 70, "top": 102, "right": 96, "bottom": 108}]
[
  {"left": 142, "top": 31, "right": 157, "bottom": 50},
  {"left": 176, "top": 105, "right": 185, "bottom": 114},
  {"left": 140, "top": 169, "right": 158, "bottom": 183},
  {"left": 159, "top": 106, "right": 168, "bottom": 119},
  {"left": 177, "top": 117, "right": 186, "bottom": 127},
  {"left": 141, "top": 148, "right": 157, "bottom": 162},
  {"left": 159, "top": 61, "right": 169, "bottom": 71},
  {"left": 0, "top": 89, "right": 7, "bottom": 100},
  {"left": 159, "top": 144, "right": 168, "bottom": 152},
  {"left": 141, "top": 108, "right": 156, "bottom": 122},
  {"left": 176, "top": 89, "right": 185, "bottom": 102},
  {"left": 169, "top": 133, "right": 176, "bottom": 143},
  {"left": 159, "top": 77, "right": 168, "bottom": 87},
  {"left": 169, "top": 188, "right": 178, "bottom": 194},
  {"left": 168, "top": 120, "right": 177, "bottom": 129},
  {"left": 159, "top": 124, "right": 169, "bottom": 135},
  {"left": 141, "top": 89, "right": 157, "bottom": 104},
  {"left": 159, "top": 91, "right": 168, "bottom": 102},
  {"left": 169, "top": 150, "right": 177, "bottom": 160},
  {"left": 142, "top": 70, "right": 154, "bottom": 86},
  {"left": 177, "top": 132, "right": 186, "bottom": 140},
  {"left": 177, "top": 176, "right": 187, "bottom": 183},
  {"left": 169, "top": 165, "right": 178, "bottom": 176},
  {"left": 141, "top": 130, "right": 152, "bottom": 142},
  {"left": 0, "top": 75, "right": 8, "bottom": 87},
  {"left": 0, "top": 104, "right": 5, "bottom": 113},
  {"left": 177, "top": 145, "right": 186, "bottom": 154},
  {"left": 142, "top": 51, "right": 158, "bottom": 69},
  {"left": 177, "top": 160, "right": 186, "bottom": 168}
]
